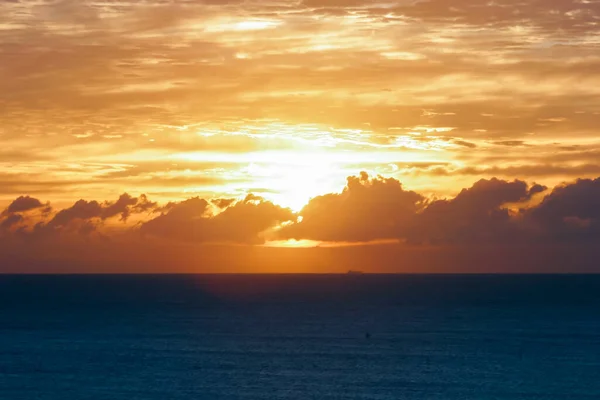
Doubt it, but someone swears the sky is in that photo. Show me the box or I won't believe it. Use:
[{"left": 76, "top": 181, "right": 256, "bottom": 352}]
[{"left": 1, "top": 0, "right": 599, "bottom": 273}]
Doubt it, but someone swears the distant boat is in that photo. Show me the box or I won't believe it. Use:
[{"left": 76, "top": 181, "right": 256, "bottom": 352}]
[{"left": 347, "top": 270, "right": 364, "bottom": 275}]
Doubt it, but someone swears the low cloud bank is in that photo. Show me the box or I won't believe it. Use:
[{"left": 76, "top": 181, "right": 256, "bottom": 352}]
[{"left": 1, "top": 174, "right": 599, "bottom": 272}]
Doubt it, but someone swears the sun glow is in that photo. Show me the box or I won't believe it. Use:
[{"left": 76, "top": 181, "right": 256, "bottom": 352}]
[
  {"left": 234, "top": 20, "right": 280, "bottom": 31},
  {"left": 244, "top": 161, "right": 342, "bottom": 212},
  {"left": 263, "top": 239, "right": 322, "bottom": 248},
  {"left": 166, "top": 124, "right": 453, "bottom": 211},
  {"left": 204, "top": 19, "right": 282, "bottom": 32}
]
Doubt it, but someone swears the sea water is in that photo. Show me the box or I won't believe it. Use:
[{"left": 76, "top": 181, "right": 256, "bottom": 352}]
[{"left": 1, "top": 274, "right": 599, "bottom": 399}]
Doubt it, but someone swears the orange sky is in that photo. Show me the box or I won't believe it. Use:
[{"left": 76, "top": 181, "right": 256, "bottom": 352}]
[{"left": 1, "top": 0, "right": 600, "bottom": 272}]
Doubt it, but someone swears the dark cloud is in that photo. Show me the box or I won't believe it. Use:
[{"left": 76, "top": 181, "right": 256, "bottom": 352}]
[
  {"left": 0, "top": 195, "right": 51, "bottom": 236},
  {"left": 277, "top": 175, "right": 553, "bottom": 245},
  {"left": 47, "top": 200, "right": 104, "bottom": 229},
  {"left": 409, "top": 178, "right": 546, "bottom": 245},
  {"left": 141, "top": 197, "right": 210, "bottom": 242},
  {"left": 5, "top": 175, "right": 600, "bottom": 250},
  {"left": 45, "top": 193, "right": 158, "bottom": 230},
  {"left": 280, "top": 172, "right": 424, "bottom": 242},
  {"left": 102, "top": 193, "right": 139, "bottom": 221},
  {"left": 525, "top": 178, "right": 600, "bottom": 241},
  {"left": 132, "top": 194, "right": 158, "bottom": 214},
  {"left": 4, "top": 195, "right": 46, "bottom": 214},
  {"left": 529, "top": 183, "right": 547, "bottom": 196},
  {"left": 1, "top": 213, "right": 23, "bottom": 230},
  {"left": 1, "top": 174, "right": 600, "bottom": 272},
  {"left": 0, "top": 193, "right": 160, "bottom": 240},
  {"left": 141, "top": 195, "right": 294, "bottom": 244}
]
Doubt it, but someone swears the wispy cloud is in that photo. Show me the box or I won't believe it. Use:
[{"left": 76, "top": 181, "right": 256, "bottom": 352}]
[{"left": 1, "top": 0, "right": 599, "bottom": 216}]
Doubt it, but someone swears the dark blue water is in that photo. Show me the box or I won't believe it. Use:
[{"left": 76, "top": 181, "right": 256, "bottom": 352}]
[{"left": 1, "top": 274, "right": 600, "bottom": 399}]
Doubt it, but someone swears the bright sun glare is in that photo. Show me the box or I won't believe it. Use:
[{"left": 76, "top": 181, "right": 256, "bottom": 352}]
[
  {"left": 261, "top": 163, "right": 338, "bottom": 212},
  {"left": 172, "top": 147, "right": 351, "bottom": 212}
]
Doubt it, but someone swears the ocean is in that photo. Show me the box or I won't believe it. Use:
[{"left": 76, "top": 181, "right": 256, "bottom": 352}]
[{"left": 1, "top": 274, "right": 599, "bottom": 399}]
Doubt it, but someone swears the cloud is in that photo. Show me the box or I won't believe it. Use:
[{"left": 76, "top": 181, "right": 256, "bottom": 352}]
[
  {"left": 280, "top": 172, "right": 424, "bottom": 242},
  {"left": 102, "top": 193, "right": 156, "bottom": 221},
  {"left": 141, "top": 197, "right": 210, "bottom": 241},
  {"left": 47, "top": 193, "right": 158, "bottom": 228},
  {"left": 1, "top": 173, "right": 600, "bottom": 272},
  {"left": 2, "top": 0, "right": 600, "bottom": 205},
  {"left": 494, "top": 141, "right": 529, "bottom": 147},
  {"left": 4, "top": 174, "right": 600, "bottom": 250},
  {"left": 453, "top": 140, "right": 477, "bottom": 149},
  {"left": 0, "top": 195, "right": 51, "bottom": 235},
  {"left": 409, "top": 178, "right": 546, "bottom": 244},
  {"left": 279, "top": 175, "right": 553, "bottom": 245},
  {"left": 141, "top": 195, "right": 294, "bottom": 244},
  {"left": 413, "top": 164, "right": 600, "bottom": 179},
  {"left": 525, "top": 177, "right": 600, "bottom": 241},
  {"left": 10, "top": 193, "right": 160, "bottom": 238},
  {"left": 0, "top": 213, "right": 24, "bottom": 230},
  {"left": 529, "top": 183, "right": 547, "bottom": 196},
  {"left": 2, "top": 0, "right": 600, "bottom": 272},
  {"left": 3, "top": 195, "right": 47, "bottom": 214},
  {"left": 212, "top": 198, "right": 236, "bottom": 209},
  {"left": 47, "top": 200, "right": 104, "bottom": 229}
]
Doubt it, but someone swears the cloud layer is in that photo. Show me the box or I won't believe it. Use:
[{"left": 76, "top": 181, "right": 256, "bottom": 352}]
[
  {"left": 140, "top": 195, "right": 294, "bottom": 244},
  {"left": 1, "top": 173, "right": 599, "bottom": 272},
  {"left": 1, "top": 0, "right": 599, "bottom": 205}
]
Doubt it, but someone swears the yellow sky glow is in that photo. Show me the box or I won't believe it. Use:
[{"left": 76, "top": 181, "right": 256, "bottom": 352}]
[{"left": 1, "top": 0, "right": 599, "bottom": 211}]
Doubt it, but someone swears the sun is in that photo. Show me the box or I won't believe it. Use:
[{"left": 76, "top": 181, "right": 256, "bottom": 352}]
[
  {"left": 263, "top": 163, "right": 338, "bottom": 212},
  {"left": 226, "top": 149, "right": 348, "bottom": 212},
  {"left": 170, "top": 148, "right": 348, "bottom": 211}
]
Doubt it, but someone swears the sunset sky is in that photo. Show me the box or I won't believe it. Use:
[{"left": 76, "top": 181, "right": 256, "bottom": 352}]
[{"left": 1, "top": 0, "right": 599, "bottom": 273}]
